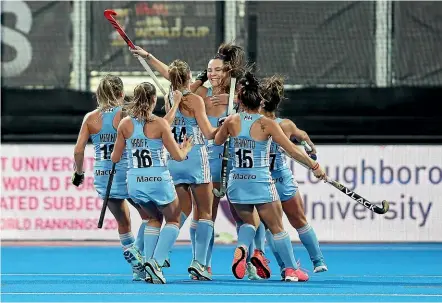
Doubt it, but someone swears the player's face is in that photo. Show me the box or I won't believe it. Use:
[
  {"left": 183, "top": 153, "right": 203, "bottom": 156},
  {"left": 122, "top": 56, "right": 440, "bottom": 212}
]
[{"left": 207, "top": 59, "right": 226, "bottom": 88}]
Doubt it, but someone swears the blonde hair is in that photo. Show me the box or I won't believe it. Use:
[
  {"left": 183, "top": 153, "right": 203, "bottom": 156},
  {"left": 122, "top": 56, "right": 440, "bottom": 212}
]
[
  {"left": 125, "top": 82, "right": 156, "bottom": 121},
  {"left": 96, "top": 75, "right": 124, "bottom": 110},
  {"left": 261, "top": 75, "right": 285, "bottom": 112},
  {"left": 168, "top": 60, "right": 190, "bottom": 90}
]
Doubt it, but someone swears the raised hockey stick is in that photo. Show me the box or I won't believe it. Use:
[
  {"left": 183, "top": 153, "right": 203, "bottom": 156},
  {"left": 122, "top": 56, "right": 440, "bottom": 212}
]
[{"left": 104, "top": 9, "right": 167, "bottom": 96}]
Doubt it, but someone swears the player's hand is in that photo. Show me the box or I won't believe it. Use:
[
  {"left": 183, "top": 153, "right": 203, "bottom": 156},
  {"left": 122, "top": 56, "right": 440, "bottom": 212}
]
[
  {"left": 71, "top": 171, "right": 84, "bottom": 187},
  {"left": 210, "top": 94, "right": 229, "bottom": 106},
  {"left": 312, "top": 164, "right": 326, "bottom": 180},
  {"left": 172, "top": 90, "right": 183, "bottom": 105},
  {"left": 181, "top": 135, "right": 195, "bottom": 153},
  {"left": 130, "top": 46, "right": 150, "bottom": 59},
  {"left": 195, "top": 70, "right": 208, "bottom": 83}
]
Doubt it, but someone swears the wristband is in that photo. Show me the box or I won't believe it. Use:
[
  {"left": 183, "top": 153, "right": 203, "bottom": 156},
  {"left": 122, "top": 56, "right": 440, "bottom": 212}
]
[{"left": 311, "top": 163, "right": 319, "bottom": 171}]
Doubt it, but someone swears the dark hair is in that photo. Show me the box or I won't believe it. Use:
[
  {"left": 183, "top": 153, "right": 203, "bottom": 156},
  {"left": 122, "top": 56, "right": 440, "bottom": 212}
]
[
  {"left": 125, "top": 82, "right": 156, "bottom": 121},
  {"left": 261, "top": 75, "right": 285, "bottom": 112},
  {"left": 96, "top": 74, "right": 124, "bottom": 110},
  {"left": 216, "top": 43, "right": 246, "bottom": 79},
  {"left": 237, "top": 71, "right": 261, "bottom": 110},
  {"left": 168, "top": 60, "right": 191, "bottom": 90}
]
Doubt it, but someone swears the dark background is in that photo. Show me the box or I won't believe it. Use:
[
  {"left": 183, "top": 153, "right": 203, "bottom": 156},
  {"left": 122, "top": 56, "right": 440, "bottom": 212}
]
[{"left": 2, "top": 1, "right": 442, "bottom": 144}]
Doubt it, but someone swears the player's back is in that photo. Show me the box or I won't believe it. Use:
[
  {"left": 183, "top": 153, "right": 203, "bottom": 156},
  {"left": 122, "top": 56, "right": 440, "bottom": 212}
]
[
  {"left": 230, "top": 113, "right": 272, "bottom": 172},
  {"left": 90, "top": 106, "right": 128, "bottom": 199},
  {"left": 227, "top": 112, "right": 278, "bottom": 204},
  {"left": 126, "top": 117, "right": 176, "bottom": 205},
  {"left": 269, "top": 118, "right": 289, "bottom": 173},
  {"left": 168, "top": 92, "right": 211, "bottom": 185}
]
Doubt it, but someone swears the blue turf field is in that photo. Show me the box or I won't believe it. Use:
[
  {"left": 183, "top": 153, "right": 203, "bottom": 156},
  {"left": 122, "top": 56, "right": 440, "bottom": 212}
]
[{"left": 2, "top": 243, "right": 442, "bottom": 302}]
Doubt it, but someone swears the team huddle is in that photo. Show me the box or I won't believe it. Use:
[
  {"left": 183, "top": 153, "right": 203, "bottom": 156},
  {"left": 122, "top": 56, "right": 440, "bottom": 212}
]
[{"left": 72, "top": 43, "right": 328, "bottom": 284}]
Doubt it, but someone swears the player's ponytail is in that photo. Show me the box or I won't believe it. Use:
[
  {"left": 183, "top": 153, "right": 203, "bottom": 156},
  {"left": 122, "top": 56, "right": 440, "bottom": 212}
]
[
  {"left": 168, "top": 60, "right": 191, "bottom": 90},
  {"left": 96, "top": 74, "right": 124, "bottom": 110},
  {"left": 125, "top": 82, "right": 156, "bottom": 122},
  {"left": 237, "top": 71, "right": 261, "bottom": 110},
  {"left": 261, "top": 75, "right": 285, "bottom": 113}
]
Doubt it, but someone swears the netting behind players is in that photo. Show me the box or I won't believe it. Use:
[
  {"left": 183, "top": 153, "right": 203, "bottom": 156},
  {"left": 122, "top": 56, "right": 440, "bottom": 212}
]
[{"left": 3, "top": 1, "right": 442, "bottom": 88}]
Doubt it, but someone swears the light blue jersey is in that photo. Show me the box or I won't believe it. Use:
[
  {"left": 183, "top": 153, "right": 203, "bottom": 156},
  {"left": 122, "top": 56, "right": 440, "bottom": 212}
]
[
  {"left": 90, "top": 106, "right": 128, "bottom": 200},
  {"left": 270, "top": 118, "right": 298, "bottom": 202},
  {"left": 126, "top": 118, "right": 177, "bottom": 206},
  {"left": 227, "top": 113, "right": 279, "bottom": 204},
  {"left": 205, "top": 87, "right": 228, "bottom": 183},
  {"left": 168, "top": 107, "right": 211, "bottom": 185}
]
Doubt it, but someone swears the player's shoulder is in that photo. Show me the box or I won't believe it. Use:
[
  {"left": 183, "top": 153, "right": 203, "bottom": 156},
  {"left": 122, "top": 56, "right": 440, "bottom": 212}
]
[
  {"left": 152, "top": 115, "right": 169, "bottom": 128},
  {"left": 195, "top": 86, "right": 208, "bottom": 98},
  {"left": 279, "top": 118, "right": 294, "bottom": 129},
  {"left": 84, "top": 109, "right": 100, "bottom": 122}
]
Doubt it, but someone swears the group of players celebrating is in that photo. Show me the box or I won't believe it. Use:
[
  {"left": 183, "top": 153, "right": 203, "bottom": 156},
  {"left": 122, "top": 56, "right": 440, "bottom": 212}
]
[{"left": 72, "top": 43, "right": 328, "bottom": 284}]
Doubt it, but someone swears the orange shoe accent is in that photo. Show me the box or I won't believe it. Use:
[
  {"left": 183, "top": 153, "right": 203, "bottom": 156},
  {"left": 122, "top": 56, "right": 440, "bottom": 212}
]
[
  {"left": 232, "top": 246, "right": 247, "bottom": 279},
  {"left": 284, "top": 268, "right": 309, "bottom": 282},
  {"left": 250, "top": 249, "right": 271, "bottom": 279}
]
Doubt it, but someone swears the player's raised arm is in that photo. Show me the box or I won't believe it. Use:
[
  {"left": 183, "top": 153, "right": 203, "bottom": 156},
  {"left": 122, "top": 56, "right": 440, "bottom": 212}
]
[
  {"left": 163, "top": 90, "right": 183, "bottom": 125},
  {"left": 130, "top": 46, "right": 170, "bottom": 80}
]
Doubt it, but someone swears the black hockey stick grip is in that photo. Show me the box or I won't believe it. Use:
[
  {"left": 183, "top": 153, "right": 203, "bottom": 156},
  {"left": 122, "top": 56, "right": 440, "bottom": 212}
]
[
  {"left": 97, "top": 163, "right": 116, "bottom": 228},
  {"left": 213, "top": 138, "right": 230, "bottom": 198}
]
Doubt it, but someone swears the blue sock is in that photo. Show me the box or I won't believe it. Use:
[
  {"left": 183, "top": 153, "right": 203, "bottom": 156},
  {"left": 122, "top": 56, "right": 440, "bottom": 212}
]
[
  {"left": 135, "top": 220, "right": 147, "bottom": 252},
  {"left": 237, "top": 223, "right": 256, "bottom": 252},
  {"left": 144, "top": 225, "right": 160, "bottom": 260},
  {"left": 179, "top": 212, "right": 188, "bottom": 228},
  {"left": 266, "top": 229, "right": 284, "bottom": 269},
  {"left": 166, "top": 212, "right": 188, "bottom": 261},
  {"left": 254, "top": 222, "right": 266, "bottom": 252},
  {"left": 195, "top": 219, "right": 214, "bottom": 266},
  {"left": 153, "top": 224, "right": 180, "bottom": 266},
  {"left": 273, "top": 231, "right": 298, "bottom": 270},
  {"left": 206, "top": 230, "right": 215, "bottom": 267},
  {"left": 297, "top": 224, "right": 323, "bottom": 262},
  {"left": 247, "top": 238, "right": 255, "bottom": 262},
  {"left": 190, "top": 219, "right": 198, "bottom": 259},
  {"left": 119, "top": 232, "right": 135, "bottom": 249}
]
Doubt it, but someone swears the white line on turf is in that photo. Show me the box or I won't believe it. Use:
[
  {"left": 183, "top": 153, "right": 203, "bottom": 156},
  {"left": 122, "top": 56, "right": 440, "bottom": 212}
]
[
  {"left": 2, "top": 273, "right": 442, "bottom": 278},
  {"left": 2, "top": 293, "right": 442, "bottom": 297}
]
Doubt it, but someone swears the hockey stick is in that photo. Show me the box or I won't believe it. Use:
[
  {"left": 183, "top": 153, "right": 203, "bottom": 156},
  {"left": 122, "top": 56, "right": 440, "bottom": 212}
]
[
  {"left": 104, "top": 9, "right": 167, "bottom": 96},
  {"left": 288, "top": 144, "right": 389, "bottom": 215},
  {"left": 97, "top": 163, "right": 116, "bottom": 228},
  {"left": 212, "top": 77, "right": 237, "bottom": 198}
]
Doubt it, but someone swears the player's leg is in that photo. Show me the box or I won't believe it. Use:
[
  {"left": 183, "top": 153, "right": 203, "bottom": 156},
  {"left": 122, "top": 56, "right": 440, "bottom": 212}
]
[
  {"left": 145, "top": 197, "right": 181, "bottom": 284},
  {"left": 283, "top": 190, "right": 327, "bottom": 273},
  {"left": 228, "top": 200, "right": 262, "bottom": 280},
  {"left": 107, "top": 198, "right": 145, "bottom": 279},
  {"left": 188, "top": 182, "right": 214, "bottom": 280},
  {"left": 255, "top": 201, "right": 309, "bottom": 282},
  {"left": 205, "top": 181, "right": 221, "bottom": 272},
  {"left": 229, "top": 203, "right": 260, "bottom": 279}
]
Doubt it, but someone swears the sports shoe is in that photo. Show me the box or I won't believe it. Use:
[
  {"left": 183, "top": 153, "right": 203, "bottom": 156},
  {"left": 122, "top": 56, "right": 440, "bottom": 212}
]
[
  {"left": 246, "top": 262, "right": 262, "bottom": 280},
  {"left": 231, "top": 246, "right": 247, "bottom": 279},
  {"left": 313, "top": 260, "right": 328, "bottom": 273},
  {"left": 145, "top": 259, "right": 166, "bottom": 284},
  {"left": 250, "top": 249, "right": 271, "bottom": 279},
  {"left": 188, "top": 260, "right": 212, "bottom": 281},
  {"left": 123, "top": 245, "right": 145, "bottom": 280},
  {"left": 284, "top": 268, "right": 309, "bottom": 282}
]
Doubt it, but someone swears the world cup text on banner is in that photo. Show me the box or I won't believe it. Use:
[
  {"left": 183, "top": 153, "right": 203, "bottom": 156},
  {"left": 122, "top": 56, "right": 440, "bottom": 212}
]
[{"left": 1, "top": 145, "right": 441, "bottom": 242}]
